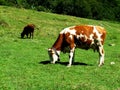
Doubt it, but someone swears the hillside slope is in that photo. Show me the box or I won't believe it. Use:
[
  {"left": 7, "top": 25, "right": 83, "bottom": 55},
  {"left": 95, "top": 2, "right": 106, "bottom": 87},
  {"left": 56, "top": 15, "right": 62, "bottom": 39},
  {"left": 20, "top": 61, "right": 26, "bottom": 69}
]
[{"left": 0, "top": 6, "right": 120, "bottom": 90}]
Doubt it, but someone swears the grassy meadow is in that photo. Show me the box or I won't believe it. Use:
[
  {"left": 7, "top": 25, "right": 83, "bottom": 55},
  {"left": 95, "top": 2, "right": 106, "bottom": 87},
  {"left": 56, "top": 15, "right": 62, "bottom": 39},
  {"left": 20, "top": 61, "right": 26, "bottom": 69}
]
[{"left": 0, "top": 6, "right": 120, "bottom": 90}]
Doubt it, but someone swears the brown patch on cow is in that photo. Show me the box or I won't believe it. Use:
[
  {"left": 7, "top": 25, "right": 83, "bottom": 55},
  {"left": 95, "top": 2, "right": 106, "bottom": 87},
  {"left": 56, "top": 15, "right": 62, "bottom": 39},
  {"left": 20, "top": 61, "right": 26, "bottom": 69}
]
[
  {"left": 66, "top": 34, "right": 72, "bottom": 43},
  {"left": 52, "top": 32, "right": 76, "bottom": 52},
  {"left": 86, "top": 39, "right": 92, "bottom": 45},
  {"left": 73, "top": 25, "right": 95, "bottom": 45},
  {"left": 65, "top": 32, "right": 70, "bottom": 38},
  {"left": 93, "top": 32, "right": 98, "bottom": 39},
  {"left": 101, "top": 32, "right": 106, "bottom": 45},
  {"left": 67, "top": 36, "right": 75, "bottom": 49},
  {"left": 74, "top": 25, "right": 94, "bottom": 38},
  {"left": 52, "top": 34, "right": 64, "bottom": 51}
]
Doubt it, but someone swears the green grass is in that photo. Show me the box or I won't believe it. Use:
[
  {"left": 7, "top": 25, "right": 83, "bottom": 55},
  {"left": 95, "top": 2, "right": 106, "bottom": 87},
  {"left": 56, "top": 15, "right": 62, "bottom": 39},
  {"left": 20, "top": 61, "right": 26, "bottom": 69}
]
[{"left": 0, "top": 5, "right": 120, "bottom": 90}]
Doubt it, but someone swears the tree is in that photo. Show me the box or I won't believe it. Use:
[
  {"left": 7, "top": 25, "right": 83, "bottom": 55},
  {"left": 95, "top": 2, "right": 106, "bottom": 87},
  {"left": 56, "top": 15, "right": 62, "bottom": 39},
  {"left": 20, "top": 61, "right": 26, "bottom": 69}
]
[{"left": 1, "top": 0, "right": 120, "bottom": 21}]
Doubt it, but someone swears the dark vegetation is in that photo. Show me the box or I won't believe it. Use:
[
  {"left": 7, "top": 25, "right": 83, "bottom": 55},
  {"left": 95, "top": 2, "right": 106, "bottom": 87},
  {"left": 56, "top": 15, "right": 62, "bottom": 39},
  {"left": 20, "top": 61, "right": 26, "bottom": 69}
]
[{"left": 0, "top": 0, "right": 120, "bottom": 21}]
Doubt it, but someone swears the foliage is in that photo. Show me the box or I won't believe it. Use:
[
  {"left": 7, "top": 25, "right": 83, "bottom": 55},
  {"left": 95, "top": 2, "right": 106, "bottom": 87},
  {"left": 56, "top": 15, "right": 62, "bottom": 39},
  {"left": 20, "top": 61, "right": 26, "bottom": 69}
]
[
  {"left": 0, "top": 0, "right": 120, "bottom": 21},
  {"left": 0, "top": 6, "right": 120, "bottom": 90}
]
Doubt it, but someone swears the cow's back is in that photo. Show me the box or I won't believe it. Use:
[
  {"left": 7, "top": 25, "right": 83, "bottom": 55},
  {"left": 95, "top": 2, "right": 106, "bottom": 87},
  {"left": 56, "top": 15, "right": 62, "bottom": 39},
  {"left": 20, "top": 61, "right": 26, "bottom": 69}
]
[
  {"left": 60, "top": 25, "right": 106, "bottom": 50},
  {"left": 73, "top": 25, "right": 106, "bottom": 45}
]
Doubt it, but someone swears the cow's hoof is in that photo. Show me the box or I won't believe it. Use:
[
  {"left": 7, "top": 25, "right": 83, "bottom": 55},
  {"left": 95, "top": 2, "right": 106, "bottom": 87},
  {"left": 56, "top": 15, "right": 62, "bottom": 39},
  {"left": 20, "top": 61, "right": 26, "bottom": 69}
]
[
  {"left": 98, "top": 64, "right": 101, "bottom": 67},
  {"left": 51, "top": 61, "right": 55, "bottom": 64},
  {"left": 98, "top": 64, "right": 103, "bottom": 67},
  {"left": 67, "top": 64, "right": 71, "bottom": 67},
  {"left": 98, "top": 63, "right": 104, "bottom": 67}
]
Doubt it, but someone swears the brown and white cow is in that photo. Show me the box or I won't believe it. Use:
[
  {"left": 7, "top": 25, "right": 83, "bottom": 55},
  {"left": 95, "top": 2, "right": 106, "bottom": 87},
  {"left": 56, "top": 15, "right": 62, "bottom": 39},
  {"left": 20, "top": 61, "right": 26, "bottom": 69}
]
[{"left": 48, "top": 25, "right": 106, "bottom": 67}]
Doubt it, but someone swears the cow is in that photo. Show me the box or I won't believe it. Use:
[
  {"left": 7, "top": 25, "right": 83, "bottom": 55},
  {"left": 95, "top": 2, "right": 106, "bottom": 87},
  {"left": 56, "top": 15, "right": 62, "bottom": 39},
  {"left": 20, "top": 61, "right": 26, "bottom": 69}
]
[
  {"left": 48, "top": 25, "right": 106, "bottom": 67},
  {"left": 21, "top": 24, "right": 35, "bottom": 39}
]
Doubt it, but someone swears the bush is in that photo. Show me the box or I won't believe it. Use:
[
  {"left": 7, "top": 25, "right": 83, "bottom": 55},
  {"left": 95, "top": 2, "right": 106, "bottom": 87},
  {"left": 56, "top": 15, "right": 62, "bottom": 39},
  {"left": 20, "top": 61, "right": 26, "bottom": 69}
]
[{"left": 36, "top": 6, "right": 51, "bottom": 12}]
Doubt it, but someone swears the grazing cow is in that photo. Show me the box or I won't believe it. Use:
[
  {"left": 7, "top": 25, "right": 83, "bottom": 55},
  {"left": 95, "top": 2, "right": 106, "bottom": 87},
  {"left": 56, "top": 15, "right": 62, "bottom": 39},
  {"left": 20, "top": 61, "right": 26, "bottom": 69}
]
[
  {"left": 21, "top": 24, "right": 35, "bottom": 39},
  {"left": 48, "top": 25, "right": 106, "bottom": 67}
]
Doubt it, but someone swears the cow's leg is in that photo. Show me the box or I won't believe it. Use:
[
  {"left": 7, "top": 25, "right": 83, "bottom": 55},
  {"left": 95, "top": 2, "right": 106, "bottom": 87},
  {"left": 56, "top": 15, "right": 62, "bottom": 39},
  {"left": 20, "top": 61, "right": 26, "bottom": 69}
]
[
  {"left": 98, "top": 45, "right": 105, "bottom": 67},
  {"left": 29, "top": 33, "right": 31, "bottom": 38},
  {"left": 31, "top": 32, "right": 33, "bottom": 39},
  {"left": 26, "top": 34, "right": 28, "bottom": 38},
  {"left": 67, "top": 45, "right": 75, "bottom": 67}
]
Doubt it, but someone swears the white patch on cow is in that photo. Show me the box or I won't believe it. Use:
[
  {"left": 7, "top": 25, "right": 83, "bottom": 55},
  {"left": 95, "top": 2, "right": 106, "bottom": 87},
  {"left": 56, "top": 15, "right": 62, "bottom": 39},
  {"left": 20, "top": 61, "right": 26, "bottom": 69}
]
[
  {"left": 60, "top": 29, "right": 65, "bottom": 34},
  {"left": 56, "top": 51, "right": 60, "bottom": 55},
  {"left": 93, "top": 26, "right": 102, "bottom": 41},
  {"left": 69, "top": 35, "right": 73, "bottom": 39},
  {"left": 89, "top": 33, "right": 94, "bottom": 44},
  {"left": 52, "top": 53, "right": 58, "bottom": 63},
  {"left": 67, "top": 29, "right": 76, "bottom": 35},
  {"left": 78, "top": 34, "right": 88, "bottom": 42},
  {"left": 60, "top": 26, "right": 76, "bottom": 35},
  {"left": 49, "top": 49, "right": 60, "bottom": 64},
  {"left": 76, "top": 35, "right": 80, "bottom": 39},
  {"left": 67, "top": 47, "right": 75, "bottom": 67},
  {"left": 98, "top": 45, "right": 104, "bottom": 66},
  {"left": 79, "top": 34, "right": 83, "bottom": 38},
  {"left": 89, "top": 33, "right": 94, "bottom": 40},
  {"left": 88, "top": 25, "right": 94, "bottom": 27},
  {"left": 84, "top": 35, "right": 88, "bottom": 41}
]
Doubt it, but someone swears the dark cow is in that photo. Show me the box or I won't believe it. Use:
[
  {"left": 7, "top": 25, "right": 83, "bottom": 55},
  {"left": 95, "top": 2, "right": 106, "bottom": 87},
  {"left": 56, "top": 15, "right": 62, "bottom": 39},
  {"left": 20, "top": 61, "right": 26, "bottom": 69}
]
[
  {"left": 21, "top": 24, "right": 35, "bottom": 39},
  {"left": 48, "top": 25, "right": 106, "bottom": 67}
]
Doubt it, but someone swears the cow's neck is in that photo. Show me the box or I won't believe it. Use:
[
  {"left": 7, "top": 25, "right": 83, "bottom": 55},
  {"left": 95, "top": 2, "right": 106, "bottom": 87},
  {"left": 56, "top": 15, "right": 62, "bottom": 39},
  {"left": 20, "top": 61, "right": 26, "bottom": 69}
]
[{"left": 52, "top": 34, "right": 63, "bottom": 51}]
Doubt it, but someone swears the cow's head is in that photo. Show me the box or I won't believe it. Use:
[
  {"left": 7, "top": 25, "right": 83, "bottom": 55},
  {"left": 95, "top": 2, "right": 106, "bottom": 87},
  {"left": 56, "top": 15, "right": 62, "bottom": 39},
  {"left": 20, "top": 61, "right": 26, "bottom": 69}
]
[
  {"left": 48, "top": 48, "right": 60, "bottom": 64},
  {"left": 21, "top": 32, "right": 24, "bottom": 38}
]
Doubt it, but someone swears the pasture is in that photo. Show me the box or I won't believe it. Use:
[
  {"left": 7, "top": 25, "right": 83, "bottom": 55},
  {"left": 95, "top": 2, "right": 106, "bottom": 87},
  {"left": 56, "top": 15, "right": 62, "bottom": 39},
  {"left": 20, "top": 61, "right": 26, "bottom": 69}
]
[{"left": 0, "top": 6, "right": 120, "bottom": 90}]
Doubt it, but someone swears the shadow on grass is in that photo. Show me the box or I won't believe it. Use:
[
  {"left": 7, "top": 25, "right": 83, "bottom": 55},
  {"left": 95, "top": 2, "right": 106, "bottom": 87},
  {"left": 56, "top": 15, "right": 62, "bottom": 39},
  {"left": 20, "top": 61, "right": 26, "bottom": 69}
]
[
  {"left": 39, "top": 60, "right": 93, "bottom": 66},
  {"left": 39, "top": 60, "right": 50, "bottom": 64}
]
